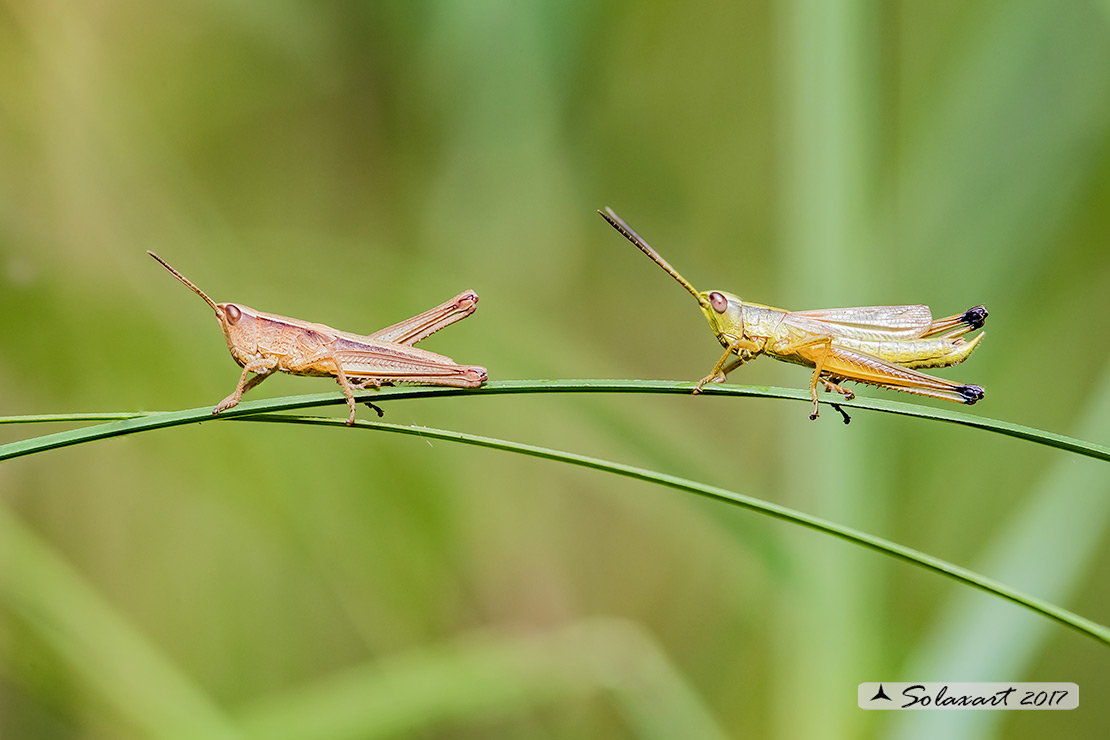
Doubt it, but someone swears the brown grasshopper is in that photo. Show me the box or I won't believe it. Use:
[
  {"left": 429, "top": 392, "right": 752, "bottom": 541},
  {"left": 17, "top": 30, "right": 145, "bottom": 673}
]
[{"left": 149, "top": 252, "right": 487, "bottom": 425}]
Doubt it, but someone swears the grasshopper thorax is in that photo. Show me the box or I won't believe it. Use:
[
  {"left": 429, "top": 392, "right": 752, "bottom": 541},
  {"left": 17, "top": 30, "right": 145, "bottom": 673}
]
[{"left": 699, "top": 290, "right": 746, "bottom": 347}]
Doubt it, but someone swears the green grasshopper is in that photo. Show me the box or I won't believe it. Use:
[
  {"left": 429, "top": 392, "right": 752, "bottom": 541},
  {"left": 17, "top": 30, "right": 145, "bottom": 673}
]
[
  {"left": 149, "top": 252, "right": 487, "bottom": 425},
  {"left": 599, "top": 208, "right": 987, "bottom": 422}
]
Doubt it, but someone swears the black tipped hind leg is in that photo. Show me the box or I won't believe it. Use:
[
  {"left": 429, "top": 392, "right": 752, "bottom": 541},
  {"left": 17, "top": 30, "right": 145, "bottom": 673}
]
[{"left": 958, "top": 384, "right": 985, "bottom": 404}]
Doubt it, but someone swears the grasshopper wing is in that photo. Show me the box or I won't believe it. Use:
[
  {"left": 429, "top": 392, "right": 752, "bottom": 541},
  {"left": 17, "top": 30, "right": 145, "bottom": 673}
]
[
  {"left": 788, "top": 304, "right": 987, "bottom": 341},
  {"left": 786, "top": 305, "right": 934, "bottom": 341}
]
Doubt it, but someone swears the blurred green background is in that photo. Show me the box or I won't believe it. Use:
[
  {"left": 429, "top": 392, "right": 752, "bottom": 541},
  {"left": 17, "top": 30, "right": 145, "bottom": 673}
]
[{"left": 2, "top": 0, "right": 1110, "bottom": 737}]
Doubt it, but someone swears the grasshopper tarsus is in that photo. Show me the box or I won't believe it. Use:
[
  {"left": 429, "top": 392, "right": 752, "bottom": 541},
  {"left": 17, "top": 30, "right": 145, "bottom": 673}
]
[{"left": 364, "top": 401, "right": 385, "bottom": 418}]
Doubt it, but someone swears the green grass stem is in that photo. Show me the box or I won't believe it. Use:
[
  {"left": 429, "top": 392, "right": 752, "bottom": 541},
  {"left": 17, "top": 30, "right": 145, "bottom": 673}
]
[
  {"left": 2, "top": 381, "right": 1108, "bottom": 645},
  {"left": 2, "top": 380, "right": 1108, "bottom": 463}
]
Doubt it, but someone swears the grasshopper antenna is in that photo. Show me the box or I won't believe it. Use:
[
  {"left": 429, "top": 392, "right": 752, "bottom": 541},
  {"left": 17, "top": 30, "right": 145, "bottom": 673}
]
[
  {"left": 598, "top": 208, "right": 707, "bottom": 307},
  {"left": 148, "top": 251, "right": 221, "bottom": 315}
]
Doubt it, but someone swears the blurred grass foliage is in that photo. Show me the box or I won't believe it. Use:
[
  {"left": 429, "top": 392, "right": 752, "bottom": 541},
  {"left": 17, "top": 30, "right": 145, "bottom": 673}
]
[{"left": 1, "top": 0, "right": 1109, "bottom": 738}]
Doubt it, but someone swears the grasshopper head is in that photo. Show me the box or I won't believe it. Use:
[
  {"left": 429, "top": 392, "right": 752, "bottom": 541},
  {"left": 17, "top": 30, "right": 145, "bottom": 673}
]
[
  {"left": 213, "top": 302, "right": 260, "bottom": 365},
  {"left": 699, "top": 290, "right": 746, "bottom": 348}
]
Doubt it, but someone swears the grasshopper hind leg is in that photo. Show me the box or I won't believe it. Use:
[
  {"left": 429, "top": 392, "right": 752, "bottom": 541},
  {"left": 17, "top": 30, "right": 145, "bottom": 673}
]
[
  {"left": 924, "top": 306, "right": 988, "bottom": 338},
  {"left": 957, "top": 384, "right": 985, "bottom": 404},
  {"left": 962, "top": 306, "right": 988, "bottom": 330}
]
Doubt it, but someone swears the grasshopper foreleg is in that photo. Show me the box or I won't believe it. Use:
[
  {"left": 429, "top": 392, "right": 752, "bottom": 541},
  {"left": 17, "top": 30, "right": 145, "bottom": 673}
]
[
  {"left": 216, "top": 358, "right": 278, "bottom": 415},
  {"left": 693, "top": 347, "right": 737, "bottom": 393},
  {"left": 693, "top": 341, "right": 757, "bottom": 393},
  {"left": 719, "top": 355, "right": 749, "bottom": 378}
]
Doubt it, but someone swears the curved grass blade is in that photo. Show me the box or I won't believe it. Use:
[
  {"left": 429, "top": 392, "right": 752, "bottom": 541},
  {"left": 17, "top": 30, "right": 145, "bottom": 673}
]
[
  {"left": 239, "top": 414, "right": 1110, "bottom": 647},
  {"left": 2, "top": 380, "right": 1109, "bottom": 463},
  {"left": 3, "top": 385, "right": 1108, "bottom": 643}
]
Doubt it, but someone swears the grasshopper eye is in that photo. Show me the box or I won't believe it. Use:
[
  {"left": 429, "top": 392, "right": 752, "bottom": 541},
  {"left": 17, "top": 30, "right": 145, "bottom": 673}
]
[
  {"left": 224, "top": 304, "right": 242, "bottom": 324},
  {"left": 709, "top": 292, "right": 728, "bottom": 314}
]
